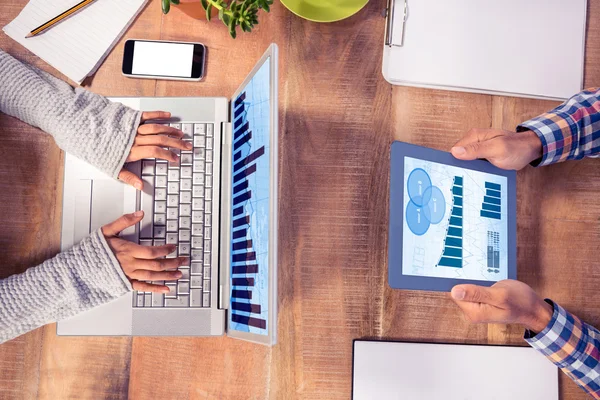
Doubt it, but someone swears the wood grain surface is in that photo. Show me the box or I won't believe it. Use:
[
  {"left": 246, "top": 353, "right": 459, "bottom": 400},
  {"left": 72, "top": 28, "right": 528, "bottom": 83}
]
[{"left": 0, "top": 0, "right": 599, "bottom": 399}]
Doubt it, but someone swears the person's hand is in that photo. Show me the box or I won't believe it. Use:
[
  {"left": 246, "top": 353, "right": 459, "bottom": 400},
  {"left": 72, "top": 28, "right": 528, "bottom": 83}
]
[
  {"left": 450, "top": 279, "right": 554, "bottom": 332},
  {"left": 101, "top": 211, "right": 187, "bottom": 293},
  {"left": 117, "top": 111, "right": 193, "bottom": 189},
  {"left": 450, "top": 128, "right": 543, "bottom": 170}
]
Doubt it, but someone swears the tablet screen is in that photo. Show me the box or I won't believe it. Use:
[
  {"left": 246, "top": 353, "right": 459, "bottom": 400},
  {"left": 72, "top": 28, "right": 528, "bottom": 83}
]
[{"left": 402, "top": 157, "right": 508, "bottom": 281}]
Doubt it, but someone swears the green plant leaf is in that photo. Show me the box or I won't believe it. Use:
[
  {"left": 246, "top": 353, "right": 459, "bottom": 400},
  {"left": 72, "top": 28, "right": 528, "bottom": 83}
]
[
  {"left": 171, "top": 0, "right": 180, "bottom": 4},
  {"left": 229, "top": 24, "right": 237, "bottom": 38},
  {"left": 162, "top": 0, "right": 170, "bottom": 14},
  {"left": 200, "top": 0, "right": 209, "bottom": 10},
  {"left": 222, "top": 13, "right": 231, "bottom": 25},
  {"left": 206, "top": 3, "right": 213, "bottom": 20}
]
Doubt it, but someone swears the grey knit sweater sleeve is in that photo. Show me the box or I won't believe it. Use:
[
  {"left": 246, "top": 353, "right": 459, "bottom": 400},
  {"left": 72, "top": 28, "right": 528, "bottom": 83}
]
[
  {"left": 0, "top": 49, "right": 138, "bottom": 344},
  {"left": 0, "top": 49, "right": 141, "bottom": 178},
  {"left": 0, "top": 231, "right": 132, "bottom": 344}
]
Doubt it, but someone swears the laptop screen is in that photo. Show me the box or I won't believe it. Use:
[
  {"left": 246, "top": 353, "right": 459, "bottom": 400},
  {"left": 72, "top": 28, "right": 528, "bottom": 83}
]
[{"left": 228, "top": 56, "right": 272, "bottom": 336}]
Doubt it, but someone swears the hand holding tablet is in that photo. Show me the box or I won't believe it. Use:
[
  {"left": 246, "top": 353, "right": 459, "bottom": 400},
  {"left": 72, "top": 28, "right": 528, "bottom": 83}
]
[{"left": 388, "top": 141, "right": 517, "bottom": 292}]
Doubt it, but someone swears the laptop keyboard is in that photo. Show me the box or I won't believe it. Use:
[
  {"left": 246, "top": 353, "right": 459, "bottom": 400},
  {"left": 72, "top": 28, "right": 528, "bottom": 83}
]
[{"left": 134, "top": 122, "right": 215, "bottom": 308}]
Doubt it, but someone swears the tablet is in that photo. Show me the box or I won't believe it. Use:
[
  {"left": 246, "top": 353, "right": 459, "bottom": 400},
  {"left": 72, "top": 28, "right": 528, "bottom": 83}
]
[{"left": 388, "top": 141, "right": 517, "bottom": 291}]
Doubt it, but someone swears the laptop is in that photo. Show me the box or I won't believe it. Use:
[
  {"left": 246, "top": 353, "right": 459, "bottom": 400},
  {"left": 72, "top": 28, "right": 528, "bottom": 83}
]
[{"left": 57, "top": 44, "right": 278, "bottom": 345}]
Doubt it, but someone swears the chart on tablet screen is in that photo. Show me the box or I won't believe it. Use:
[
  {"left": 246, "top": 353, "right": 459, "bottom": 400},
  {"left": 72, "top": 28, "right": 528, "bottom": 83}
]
[{"left": 402, "top": 157, "right": 508, "bottom": 282}]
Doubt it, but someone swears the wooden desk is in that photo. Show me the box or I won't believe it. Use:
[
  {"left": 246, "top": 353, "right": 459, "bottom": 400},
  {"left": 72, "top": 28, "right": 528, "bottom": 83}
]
[{"left": 0, "top": 0, "right": 599, "bottom": 398}]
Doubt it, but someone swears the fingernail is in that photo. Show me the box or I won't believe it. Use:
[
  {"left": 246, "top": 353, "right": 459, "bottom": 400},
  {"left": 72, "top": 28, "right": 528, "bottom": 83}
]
[
  {"left": 134, "top": 182, "right": 143, "bottom": 190},
  {"left": 176, "top": 271, "right": 183, "bottom": 278},
  {"left": 181, "top": 257, "right": 190, "bottom": 265},
  {"left": 169, "top": 245, "right": 177, "bottom": 251},
  {"left": 173, "top": 153, "right": 179, "bottom": 161},
  {"left": 452, "top": 287, "right": 466, "bottom": 300},
  {"left": 185, "top": 142, "right": 193, "bottom": 149},
  {"left": 133, "top": 210, "right": 143, "bottom": 217},
  {"left": 162, "top": 288, "right": 170, "bottom": 293},
  {"left": 452, "top": 146, "right": 466, "bottom": 156}
]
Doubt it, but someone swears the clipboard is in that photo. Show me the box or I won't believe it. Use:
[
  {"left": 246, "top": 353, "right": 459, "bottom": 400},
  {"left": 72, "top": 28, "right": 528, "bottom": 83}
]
[{"left": 382, "top": 0, "right": 587, "bottom": 101}]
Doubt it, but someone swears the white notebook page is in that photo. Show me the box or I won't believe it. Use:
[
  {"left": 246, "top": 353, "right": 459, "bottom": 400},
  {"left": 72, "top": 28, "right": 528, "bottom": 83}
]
[{"left": 3, "top": 0, "right": 148, "bottom": 84}]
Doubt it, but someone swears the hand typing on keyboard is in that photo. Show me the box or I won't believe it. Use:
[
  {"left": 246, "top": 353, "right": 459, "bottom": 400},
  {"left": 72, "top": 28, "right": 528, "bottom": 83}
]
[
  {"left": 117, "top": 111, "right": 192, "bottom": 191},
  {"left": 101, "top": 211, "right": 188, "bottom": 293}
]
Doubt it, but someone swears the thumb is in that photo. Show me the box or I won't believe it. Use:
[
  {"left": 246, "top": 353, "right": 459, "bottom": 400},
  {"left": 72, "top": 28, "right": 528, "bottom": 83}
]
[
  {"left": 451, "top": 140, "right": 497, "bottom": 161},
  {"left": 102, "top": 211, "right": 143, "bottom": 237},
  {"left": 118, "top": 169, "right": 143, "bottom": 190},
  {"left": 451, "top": 284, "right": 496, "bottom": 305}
]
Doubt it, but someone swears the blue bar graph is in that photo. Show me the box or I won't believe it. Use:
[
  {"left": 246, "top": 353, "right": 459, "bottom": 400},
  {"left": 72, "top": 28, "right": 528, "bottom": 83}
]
[
  {"left": 481, "top": 181, "right": 502, "bottom": 220},
  {"left": 438, "top": 176, "right": 463, "bottom": 269}
]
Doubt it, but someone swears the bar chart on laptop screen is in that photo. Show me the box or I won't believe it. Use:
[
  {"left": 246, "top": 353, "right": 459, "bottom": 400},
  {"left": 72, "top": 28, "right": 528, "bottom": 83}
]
[
  {"left": 229, "top": 59, "right": 271, "bottom": 335},
  {"left": 401, "top": 157, "right": 508, "bottom": 282}
]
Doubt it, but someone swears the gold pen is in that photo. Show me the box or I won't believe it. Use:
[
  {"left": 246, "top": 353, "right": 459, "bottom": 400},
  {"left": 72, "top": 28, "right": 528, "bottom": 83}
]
[{"left": 26, "top": 0, "right": 97, "bottom": 38}]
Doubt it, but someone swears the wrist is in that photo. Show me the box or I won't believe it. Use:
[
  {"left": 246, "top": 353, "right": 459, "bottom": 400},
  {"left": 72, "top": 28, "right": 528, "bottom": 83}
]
[
  {"left": 524, "top": 300, "right": 553, "bottom": 333},
  {"left": 521, "top": 129, "right": 543, "bottom": 165}
]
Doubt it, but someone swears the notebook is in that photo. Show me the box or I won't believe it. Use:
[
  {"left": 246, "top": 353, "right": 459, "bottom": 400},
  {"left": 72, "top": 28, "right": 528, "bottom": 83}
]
[
  {"left": 382, "top": 0, "right": 587, "bottom": 100},
  {"left": 3, "top": 0, "right": 148, "bottom": 84}
]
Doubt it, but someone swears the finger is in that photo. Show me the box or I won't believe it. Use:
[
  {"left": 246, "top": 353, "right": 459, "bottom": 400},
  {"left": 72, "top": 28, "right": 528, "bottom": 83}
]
[
  {"left": 127, "top": 146, "right": 179, "bottom": 163},
  {"left": 101, "top": 211, "right": 143, "bottom": 237},
  {"left": 137, "top": 124, "right": 183, "bottom": 138},
  {"left": 121, "top": 243, "right": 177, "bottom": 259},
  {"left": 451, "top": 284, "right": 499, "bottom": 305},
  {"left": 452, "top": 128, "right": 504, "bottom": 149},
  {"left": 128, "top": 269, "right": 183, "bottom": 281},
  {"left": 131, "top": 280, "right": 170, "bottom": 294},
  {"left": 134, "top": 135, "right": 192, "bottom": 151},
  {"left": 133, "top": 257, "right": 189, "bottom": 271},
  {"left": 453, "top": 300, "right": 502, "bottom": 324},
  {"left": 118, "top": 169, "right": 144, "bottom": 190},
  {"left": 451, "top": 137, "right": 499, "bottom": 161},
  {"left": 140, "top": 111, "right": 171, "bottom": 123}
]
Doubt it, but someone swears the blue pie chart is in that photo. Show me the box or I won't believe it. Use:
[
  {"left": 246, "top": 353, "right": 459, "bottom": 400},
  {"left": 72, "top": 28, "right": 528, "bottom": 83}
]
[
  {"left": 407, "top": 168, "right": 431, "bottom": 207},
  {"left": 422, "top": 186, "right": 446, "bottom": 224},
  {"left": 406, "top": 200, "right": 430, "bottom": 236}
]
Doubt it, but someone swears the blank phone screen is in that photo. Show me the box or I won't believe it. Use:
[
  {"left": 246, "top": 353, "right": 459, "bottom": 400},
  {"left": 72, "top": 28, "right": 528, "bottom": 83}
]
[{"left": 131, "top": 41, "right": 194, "bottom": 78}]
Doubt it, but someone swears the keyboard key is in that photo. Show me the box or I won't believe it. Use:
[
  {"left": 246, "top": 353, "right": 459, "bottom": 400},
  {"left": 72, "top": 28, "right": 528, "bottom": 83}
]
[
  {"left": 192, "top": 211, "right": 203, "bottom": 224},
  {"left": 191, "top": 249, "right": 203, "bottom": 260},
  {"left": 193, "top": 186, "right": 204, "bottom": 198},
  {"left": 155, "top": 175, "right": 167, "bottom": 188},
  {"left": 205, "top": 188, "right": 212, "bottom": 200},
  {"left": 180, "top": 216, "right": 192, "bottom": 230},
  {"left": 191, "top": 236, "right": 202, "bottom": 248},
  {"left": 180, "top": 191, "right": 192, "bottom": 204},
  {"left": 178, "top": 281, "right": 190, "bottom": 294},
  {"left": 165, "top": 296, "right": 189, "bottom": 307},
  {"left": 166, "top": 247, "right": 177, "bottom": 259},
  {"left": 181, "top": 179, "right": 192, "bottom": 191},
  {"left": 204, "top": 227, "right": 211, "bottom": 238},
  {"left": 205, "top": 200, "right": 212, "bottom": 213},
  {"left": 206, "top": 151, "right": 213, "bottom": 162},
  {"left": 152, "top": 293, "right": 164, "bottom": 307},
  {"left": 207, "top": 124, "right": 214, "bottom": 137},
  {"left": 136, "top": 293, "right": 144, "bottom": 307},
  {"left": 203, "top": 266, "right": 211, "bottom": 277},
  {"left": 193, "top": 160, "right": 205, "bottom": 173},
  {"left": 180, "top": 204, "right": 191, "bottom": 217},
  {"left": 192, "top": 224, "right": 203, "bottom": 236},
  {"left": 140, "top": 239, "right": 153, "bottom": 247},
  {"left": 180, "top": 153, "right": 193, "bottom": 165},
  {"left": 206, "top": 137, "right": 213, "bottom": 150},
  {"left": 204, "top": 239, "right": 211, "bottom": 250},
  {"left": 181, "top": 123, "right": 193, "bottom": 139},
  {"left": 156, "top": 162, "right": 168, "bottom": 175},
  {"left": 203, "top": 293, "right": 211, "bottom": 307},
  {"left": 170, "top": 123, "right": 182, "bottom": 131},
  {"left": 167, "top": 195, "right": 179, "bottom": 207},
  {"left": 168, "top": 169, "right": 180, "bottom": 181},
  {"left": 153, "top": 239, "right": 166, "bottom": 247},
  {"left": 142, "top": 160, "right": 155, "bottom": 175},
  {"left": 204, "top": 213, "right": 212, "bottom": 227},
  {"left": 204, "top": 253, "right": 211, "bottom": 266},
  {"left": 194, "top": 136, "right": 206, "bottom": 148},
  {"left": 192, "top": 198, "right": 204, "bottom": 210},
  {"left": 154, "top": 226, "right": 166, "bottom": 238},
  {"left": 181, "top": 166, "right": 192, "bottom": 178},
  {"left": 166, "top": 233, "right": 178, "bottom": 245},
  {"left": 155, "top": 201, "right": 166, "bottom": 214},
  {"left": 206, "top": 163, "right": 213, "bottom": 174},
  {"left": 194, "top": 123, "right": 206, "bottom": 134},
  {"left": 203, "top": 279, "right": 211, "bottom": 292},
  {"left": 179, "top": 229, "right": 191, "bottom": 242},
  {"left": 154, "top": 214, "right": 166, "bottom": 226},
  {"left": 167, "top": 220, "right": 178, "bottom": 232},
  {"left": 140, "top": 176, "right": 154, "bottom": 238},
  {"left": 167, "top": 207, "right": 178, "bottom": 220},
  {"left": 179, "top": 268, "right": 190, "bottom": 280},
  {"left": 191, "top": 275, "right": 203, "bottom": 288},
  {"left": 193, "top": 147, "right": 205, "bottom": 159},
  {"left": 155, "top": 188, "right": 167, "bottom": 201},
  {"left": 191, "top": 289, "right": 203, "bottom": 307},
  {"left": 193, "top": 173, "right": 204, "bottom": 186},
  {"left": 179, "top": 242, "right": 190, "bottom": 256},
  {"left": 205, "top": 175, "right": 212, "bottom": 188},
  {"left": 191, "top": 262, "right": 202, "bottom": 275},
  {"left": 168, "top": 182, "right": 179, "bottom": 194}
]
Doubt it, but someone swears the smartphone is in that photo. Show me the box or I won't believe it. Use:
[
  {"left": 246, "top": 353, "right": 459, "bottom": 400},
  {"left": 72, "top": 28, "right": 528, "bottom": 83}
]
[{"left": 122, "top": 39, "right": 205, "bottom": 81}]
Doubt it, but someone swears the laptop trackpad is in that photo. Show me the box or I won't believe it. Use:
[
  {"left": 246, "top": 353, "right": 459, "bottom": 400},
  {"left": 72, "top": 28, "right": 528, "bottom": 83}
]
[{"left": 90, "top": 180, "right": 125, "bottom": 231}]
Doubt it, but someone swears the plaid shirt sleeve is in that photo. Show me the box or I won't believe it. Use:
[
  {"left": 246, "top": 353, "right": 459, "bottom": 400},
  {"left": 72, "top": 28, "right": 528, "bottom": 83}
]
[
  {"left": 525, "top": 300, "right": 600, "bottom": 399},
  {"left": 517, "top": 88, "right": 600, "bottom": 166}
]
